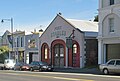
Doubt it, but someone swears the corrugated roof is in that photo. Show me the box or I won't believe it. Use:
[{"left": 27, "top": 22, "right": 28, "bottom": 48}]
[{"left": 66, "top": 19, "right": 98, "bottom": 32}]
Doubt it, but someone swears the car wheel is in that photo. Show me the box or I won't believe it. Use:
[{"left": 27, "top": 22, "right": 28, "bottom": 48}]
[
  {"left": 50, "top": 69, "right": 53, "bottom": 72},
  {"left": 103, "top": 69, "right": 109, "bottom": 74},
  {"left": 20, "top": 68, "right": 22, "bottom": 71},
  {"left": 4, "top": 67, "right": 6, "bottom": 70},
  {"left": 1, "top": 67, "right": 3, "bottom": 70},
  {"left": 39, "top": 68, "right": 42, "bottom": 72},
  {"left": 30, "top": 68, "right": 33, "bottom": 71},
  {"left": 14, "top": 68, "right": 16, "bottom": 71}
]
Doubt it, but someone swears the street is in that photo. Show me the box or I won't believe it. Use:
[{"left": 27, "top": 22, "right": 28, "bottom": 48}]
[{"left": 0, "top": 70, "right": 120, "bottom": 81}]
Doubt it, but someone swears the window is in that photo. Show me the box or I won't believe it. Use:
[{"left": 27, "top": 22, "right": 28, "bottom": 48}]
[
  {"left": 109, "top": 18, "right": 114, "bottom": 32},
  {"left": 44, "top": 46, "right": 48, "bottom": 59},
  {"left": 21, "top": 37, "right": 24, "bottom": 47},
  {"left": 17, "top": 37, "right": 19, "bottom": 47},
  {"left": 116, "top": 60, "right": 120, "bottom": 65},
  {"left": 28, "top": 39, "right": 36, "bottom": 48},
  {"left": 110, "top": 0, "right": 114, "bottom": 5},
  {"left": 14, "top": 38, "right": 17, "bottom": 47},
  {"left": 73, "top": 44, "right": 77, "bottom": 53},
  {"left": 108, "top": 60, "right": 115, "bottom": 65}
]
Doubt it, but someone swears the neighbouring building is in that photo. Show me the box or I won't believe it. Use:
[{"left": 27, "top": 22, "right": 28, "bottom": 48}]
[
  {"left": 98, "top": 0, "right": 120, "bottom": 64},
  {"left": 8, "top": 30, "right": 42, "bottom": 64},
  {"left": 40, "top": 14, "right": 98, "bottom": 68},
  {"left": 6, "top": 29, "right": 43, "bottom": 63},
  {"left": 25, "top": 33, "right": 40, "bottom": 64},
  {"left": 10, "top": 30, "right": 25, "bottom": 63},
  {"left": 0, "top": 30, "right": 10, "bottom": 47}
]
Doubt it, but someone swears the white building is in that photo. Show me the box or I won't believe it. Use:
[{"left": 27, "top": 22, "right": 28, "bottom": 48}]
[
  {"left": 8, "top": 30, "right": 41, "bottom": 63},
  {"left": 11, "top": 30, "right": 25, "bottom": 63},
  {"left": 98, "top": 0, "right": 120, "bottom": 64},
  {"left": 40, "top": 14, "right": 98, "bottom": 68}
]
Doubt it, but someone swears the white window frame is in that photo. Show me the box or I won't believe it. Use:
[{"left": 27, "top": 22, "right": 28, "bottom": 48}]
[{"left": 109, "top": 18, "right": 114, "bottom": 33}]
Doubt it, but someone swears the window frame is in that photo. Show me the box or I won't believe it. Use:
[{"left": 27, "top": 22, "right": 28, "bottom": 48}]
[
  {"left": 17, "top": 37, "right": 19, "bottom": 47},
  {"left": 109, "top": 18, "right": 114, "bottom": 33},
  {"left": 73, "top": 44, "right": 77, "bottom": 54},
  {"left": 116, "top": 60, "right": 120, "bottom": 65},
  {"left": 108, "top": 60, "right": 115, "bottom": 65},
  {"left": 110, "top": 0, "right": 114, "bottom": 5},
  {"left": 21, "top": 37, "right": 24, "bottom": 47},
  {"left": 44, "top": 45, "right": 48, "bottom": 59}
]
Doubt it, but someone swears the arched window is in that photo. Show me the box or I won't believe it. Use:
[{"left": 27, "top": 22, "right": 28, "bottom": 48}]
[
  {"left": 44, "top": 45, "right": 48, "bottom": 59},
  {"left": 73, "top": 44, "right": 77, "bottom": 53}
]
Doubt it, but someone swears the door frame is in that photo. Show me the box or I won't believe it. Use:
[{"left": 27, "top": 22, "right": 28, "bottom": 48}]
[
  {"left": 54, "top": 44, "right": 64, "bottom": 67},
  {"left": 51, "top": 39, "right": 66, "bottom": 67}
]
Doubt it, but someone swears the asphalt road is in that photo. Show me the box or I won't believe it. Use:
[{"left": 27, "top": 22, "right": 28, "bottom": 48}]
[{"left": 0, "top": 70, "right": 120, "bottom": 81}]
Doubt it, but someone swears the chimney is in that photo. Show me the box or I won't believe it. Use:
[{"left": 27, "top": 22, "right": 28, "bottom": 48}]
[{"left": 58, "top": 12, "right": 62, "bottom": 15}]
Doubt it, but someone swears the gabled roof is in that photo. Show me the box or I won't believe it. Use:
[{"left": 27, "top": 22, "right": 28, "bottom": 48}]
[
  {"left": 40, "top": 14, "right": 98, "bottom": 38},
  {"left": 2, "top": 30, "right": 10, "bottom": 37},
  {"left": 66, "top": 19, "right": 98, "bottom": 32}
]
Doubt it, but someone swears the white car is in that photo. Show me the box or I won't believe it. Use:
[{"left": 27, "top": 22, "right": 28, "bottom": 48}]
[
  {"left": 4, "top": 59, "right": 15, "bottom": 70},
  {"left": 99, "top": 59, "right": 120, "bottom": 74}
]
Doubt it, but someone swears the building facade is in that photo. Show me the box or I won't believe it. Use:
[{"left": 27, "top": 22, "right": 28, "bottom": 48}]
[
  {"left": 98, "top": 0, "right": 120, "bottom": 64},
  {"left": 9, "top": 30, "right": 25, "bottom": 63},
  {"left": 40, "top": 14, "right": 98, "bottom": 68},
  {"left": 5, "top": 29, "right": 42, "bottom": 63},
  {"left": 25, "top": 33, "right": 40, "bottom": 64}
]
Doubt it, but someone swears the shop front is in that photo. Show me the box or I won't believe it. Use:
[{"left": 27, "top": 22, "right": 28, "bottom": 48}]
[{"left": 41, "top": 39, "right": 80, "bottom": 68}]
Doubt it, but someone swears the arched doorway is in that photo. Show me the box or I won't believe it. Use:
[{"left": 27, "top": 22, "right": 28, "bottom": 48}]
[
  {"left": 51, "top": 39, "right": 66, "bottom": 68},
  {"left": 54, "top": 44, "right": 64, "bottom": 67}
]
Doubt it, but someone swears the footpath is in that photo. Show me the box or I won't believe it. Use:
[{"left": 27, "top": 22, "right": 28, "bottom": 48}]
[{"left": 53, "top": 67, "right": 102, "bottom": 74}]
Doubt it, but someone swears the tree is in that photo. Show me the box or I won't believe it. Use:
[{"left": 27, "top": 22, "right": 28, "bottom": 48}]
[
  {"left": 94, "top": 15, "right": 98, "bottom": 22},
  {"left": 0, "top": 46, "right": 9, "bottom": 62}
]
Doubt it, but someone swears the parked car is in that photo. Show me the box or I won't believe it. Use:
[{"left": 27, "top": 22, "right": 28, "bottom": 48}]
[
  {"left": 0, "top": 61, "right": 4, "bottom": 70},
  {"left": 14, "top": 62, "right": 30, "bottom": 71},
  {"left": 29, "top": 61, "right": 53, "bottom": 72},
  {"left": 99, "top": 59, "right": 120, "bottom": 74},
  {"left": 14, "top": 62, "right": 24, "bottom": 71},
  {"left": 21, "top": 64, "right": 30, "bottom": 71},
  {"left": 4, "top": 59, "right": 15, "bottom": 70}
]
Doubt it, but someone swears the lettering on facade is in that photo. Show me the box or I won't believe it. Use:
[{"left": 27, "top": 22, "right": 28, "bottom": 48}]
[{"left": 51, "top": 26, "right": 66, "bottom": 38}]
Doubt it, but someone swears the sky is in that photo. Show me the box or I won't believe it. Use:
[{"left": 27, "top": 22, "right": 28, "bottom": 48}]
[{"left": 0, "top": 0, "right": 98, "bottom": 35}]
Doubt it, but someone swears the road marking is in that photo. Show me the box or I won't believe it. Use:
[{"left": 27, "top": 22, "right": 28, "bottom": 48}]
[
  {"left": 1, "top": 72, "right": 94, "bottom": 81},
  {"left": 1, "top": 70, "right": 120, "bottom": 79},
  {"left": 53, "top": 77, "right": 94, "bottom": 81},
  {"left": 35, "top": 72, "right": 120, "bottom": 79}
]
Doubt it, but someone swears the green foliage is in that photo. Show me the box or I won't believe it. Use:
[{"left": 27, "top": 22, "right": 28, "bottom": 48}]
[{"left": 0, "top": 46, "right": 9, "bottom": 63}]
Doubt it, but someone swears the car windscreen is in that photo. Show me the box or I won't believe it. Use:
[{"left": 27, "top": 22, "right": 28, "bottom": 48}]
[{"left": 39, "top": 62, "right": 48, "bottom": 65}]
